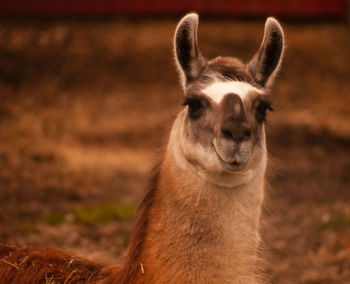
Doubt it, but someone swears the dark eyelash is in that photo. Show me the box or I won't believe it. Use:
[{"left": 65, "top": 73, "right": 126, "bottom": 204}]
[
  {"left": 256, "top": 100, "right": 273, "bottom": 122},
  {"left": 259, "top": 101, "right": 273, "bottom": 112},
  {"left": 182, "top": 97, "right": 198, "bottom": 106},
  {"left": 183, "top": 97, "right": 203, "bottom": 118}
]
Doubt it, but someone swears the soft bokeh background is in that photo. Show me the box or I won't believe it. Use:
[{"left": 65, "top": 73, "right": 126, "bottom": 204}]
[{"left": 0, "top": 1, "right": 350, "bottom": 283}]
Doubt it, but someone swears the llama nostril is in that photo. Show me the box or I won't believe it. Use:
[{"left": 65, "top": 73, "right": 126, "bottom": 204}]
[
  {"left": 221, "top": 129, "right": 233, "bottom": 139},
  {"left": 244, "top": 129, "right": 251, "bottom": 139},
  {"left": 221, "top": 128, "right": 251, "bottom": 142}
]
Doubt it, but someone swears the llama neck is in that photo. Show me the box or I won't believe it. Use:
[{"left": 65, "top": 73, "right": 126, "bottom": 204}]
[
  {"left": 117, "top": 118, "right": 266, "bottom": 284},
  {"left": 148, "top": 153, "right": 265, "bottom": 283}
]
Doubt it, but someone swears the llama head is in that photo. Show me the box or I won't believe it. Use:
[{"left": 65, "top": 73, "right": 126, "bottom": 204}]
[{"left": 172, "top": 13, "right": 284, "bottom": 178}]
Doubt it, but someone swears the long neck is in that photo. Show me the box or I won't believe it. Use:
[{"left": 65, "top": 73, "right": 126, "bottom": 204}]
[{"left": 115, "top": 117, "right": 267, "bottom": 284}]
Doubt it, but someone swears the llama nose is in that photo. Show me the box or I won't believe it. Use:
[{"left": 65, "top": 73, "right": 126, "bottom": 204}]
[{"left": 221, "top": 125, "right": 251, "bottom": 143}]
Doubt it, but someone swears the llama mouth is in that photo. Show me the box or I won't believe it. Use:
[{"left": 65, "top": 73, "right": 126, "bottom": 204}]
[
  {"left": 218, "top": 155, "right": 241, "bottom": 167},
  {"left": 213, "top": 147, "right": 245, "bottom": 172}
]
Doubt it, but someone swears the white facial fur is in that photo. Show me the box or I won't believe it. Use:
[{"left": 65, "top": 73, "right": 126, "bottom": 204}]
[{"left": 202, "top": 81, "right": 262, "bottom": 104}]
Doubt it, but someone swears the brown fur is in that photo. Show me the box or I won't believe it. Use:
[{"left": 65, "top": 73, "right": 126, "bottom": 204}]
[
  {"left": 208, "top": 56, "right": 255, "bottom": 84},
  {"left": 0, "top": 244, "right": 105, "bottom": 283}
]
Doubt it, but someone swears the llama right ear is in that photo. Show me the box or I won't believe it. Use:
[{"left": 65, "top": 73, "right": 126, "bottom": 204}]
[
  {"left": 248, "top": 17, "right": 284, "bottom": 88},
  {"left": 174, "top": 13, "right": 206, "bottom": 90}
]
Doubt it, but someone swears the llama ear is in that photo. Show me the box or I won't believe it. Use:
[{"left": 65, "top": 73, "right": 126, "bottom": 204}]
[
  {"left": 248, "top": 17, "right": 284, "bottom": 88},
  {"left": 174, "top": 13, "right": 206, "bottom": 89}
]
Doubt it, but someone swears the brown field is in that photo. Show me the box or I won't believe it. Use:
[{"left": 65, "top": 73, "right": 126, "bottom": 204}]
[{"left": 0, "top": 17, "right": 350, "bottom": 283}]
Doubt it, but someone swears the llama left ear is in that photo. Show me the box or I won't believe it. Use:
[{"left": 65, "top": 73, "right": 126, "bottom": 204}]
[
  {"left": 174, "top": 13, "right": 206, "bottom": 90},
  {"left": 248, "top": 17, "right": 284, "bottom": 88}
]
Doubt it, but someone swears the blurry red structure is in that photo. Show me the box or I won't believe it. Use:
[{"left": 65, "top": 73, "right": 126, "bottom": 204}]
[{"left": 0, "top": 0, "right": 348, "bottom": 18}]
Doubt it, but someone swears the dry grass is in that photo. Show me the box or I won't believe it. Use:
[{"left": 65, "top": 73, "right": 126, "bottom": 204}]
[{"left": 0, "top": 18, "right": 349, "bottom": 283}]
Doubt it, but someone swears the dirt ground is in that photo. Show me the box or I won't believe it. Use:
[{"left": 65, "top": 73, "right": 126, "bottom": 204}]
[{"left": 0, "top": 17, "right": 350, "bottom": 283}]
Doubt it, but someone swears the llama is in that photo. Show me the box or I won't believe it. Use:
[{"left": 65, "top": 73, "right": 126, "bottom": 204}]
[{"left": 0, "top": 13, "right": 284, "bottom": 283}]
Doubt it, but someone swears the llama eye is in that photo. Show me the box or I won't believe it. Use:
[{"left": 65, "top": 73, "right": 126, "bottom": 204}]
[
  {"left": 183, "top": 98, "right": 203, "bottom": 118},
  {"left": 255, "top": 101, "right": 273, "bottom": 123}
]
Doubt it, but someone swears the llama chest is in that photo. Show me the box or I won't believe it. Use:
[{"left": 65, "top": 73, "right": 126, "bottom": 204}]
[{"left": 137, "top": 188, "right": 261, "bottom": 283}]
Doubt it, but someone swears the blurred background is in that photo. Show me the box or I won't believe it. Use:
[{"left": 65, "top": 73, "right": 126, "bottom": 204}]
[{"left": 0, "top": 0, "right": 349, "bottom": 283}]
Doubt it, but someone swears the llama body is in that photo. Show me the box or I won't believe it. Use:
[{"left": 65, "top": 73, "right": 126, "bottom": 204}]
[{"left": 0, "top": 14, "right": 284, "bottom": 283}]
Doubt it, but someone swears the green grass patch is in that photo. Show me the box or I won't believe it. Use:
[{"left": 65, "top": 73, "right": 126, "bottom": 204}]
[
  {"left": 43, "top": 212, "right": 65, "bottom": 226},
  {"left": 315, "top": 214, "right": 350, "bottom": 233},
  {"left": 43, "top": 201, "right": 137, "bottom": 226},
  {"left": 74, "top": 201, "right": 137, "bottom": 225},
  {"left": 18, "top": 220, "right": 35, "bottom": 233}
]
